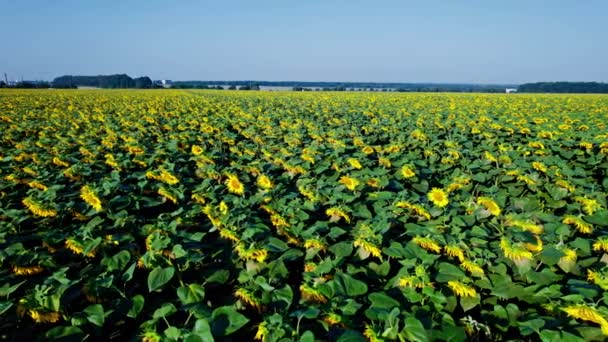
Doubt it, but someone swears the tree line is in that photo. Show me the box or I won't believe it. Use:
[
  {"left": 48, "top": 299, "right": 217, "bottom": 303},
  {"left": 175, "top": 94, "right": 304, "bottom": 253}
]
[
  {"left": 518, "top": 82, "right": 608, "bottom": 93},
  {"left": 51, "top": 74, "right": 154, "bottom": 89}
]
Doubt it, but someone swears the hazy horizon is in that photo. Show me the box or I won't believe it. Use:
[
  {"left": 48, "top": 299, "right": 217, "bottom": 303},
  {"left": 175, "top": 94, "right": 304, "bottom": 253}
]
[{"left": 1, "top": 0, "right": 607, "bottom": 84}]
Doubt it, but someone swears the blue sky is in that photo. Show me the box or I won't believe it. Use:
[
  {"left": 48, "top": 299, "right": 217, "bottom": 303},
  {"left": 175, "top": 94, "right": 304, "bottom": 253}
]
[{"left": 0, "top": 0, "right": 606, "bottom": 83}]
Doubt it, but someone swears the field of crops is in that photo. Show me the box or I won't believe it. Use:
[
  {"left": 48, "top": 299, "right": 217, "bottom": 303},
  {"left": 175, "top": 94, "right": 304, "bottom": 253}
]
[{"left": 1, "top": 89, "right": 608, "bottom": 341}]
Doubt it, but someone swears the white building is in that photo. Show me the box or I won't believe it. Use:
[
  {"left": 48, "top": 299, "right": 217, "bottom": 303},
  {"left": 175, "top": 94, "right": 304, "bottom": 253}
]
[{"left": 505, "top": 88, "right": 518, "bottom": 93}]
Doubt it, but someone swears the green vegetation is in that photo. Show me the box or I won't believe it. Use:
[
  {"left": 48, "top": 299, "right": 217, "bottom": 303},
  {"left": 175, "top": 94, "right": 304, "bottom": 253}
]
[{"left": 1, "top": 89, "right": 608, "bottom": 341}]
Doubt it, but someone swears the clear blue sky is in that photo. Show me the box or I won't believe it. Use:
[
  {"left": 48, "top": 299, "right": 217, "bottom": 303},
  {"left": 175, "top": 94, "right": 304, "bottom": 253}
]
[{"left": 0, "top": 0, "right": 606, "bottom": 83}]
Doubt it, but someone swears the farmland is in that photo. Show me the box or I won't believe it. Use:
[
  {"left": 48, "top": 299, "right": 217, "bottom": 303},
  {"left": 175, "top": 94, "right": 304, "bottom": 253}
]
[{"left": 1, "top": 89, "right": 608, "bottom": 341}]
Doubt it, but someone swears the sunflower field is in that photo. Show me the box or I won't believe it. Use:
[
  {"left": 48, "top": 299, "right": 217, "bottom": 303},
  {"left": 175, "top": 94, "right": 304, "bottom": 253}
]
[{"left": 1, "top": 89, "right": 608, "bottom": 341}]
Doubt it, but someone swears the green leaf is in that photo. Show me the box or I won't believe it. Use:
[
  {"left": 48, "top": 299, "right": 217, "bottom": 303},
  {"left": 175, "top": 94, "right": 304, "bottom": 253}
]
[
  {"left": 436, "top": 262, "right": 465, "bottom": 282},
  {"left": 336, "top": 272, "right": 368, "bottom": 296},
  {"left": 584, "top": 210, "right": 608, "bottom": 226},
  {"left": 330, "top": 242, "right": 353, "bottom": 259},
  {"left": 45, "top": 326, "right": 84, "bottom": 339},
  {"left": 540, "top": 246, "right": 563, "bottom": 266},
  {"left": 0, "top": 302, "right": 13, "bottom": 315},
  {"left": 0, "top": 280, "right": 26, "bottom": 297},
  {"left": 148, "top": 266, "right": 175, "bottom": 292},
  {"left": 178, "top": 284, "right": 205, "bottom": 305},
  {"left": 368, "top": 292, "right": 399, "bottom": 309},
  {"left": 460, "top": 295, "right": 480, "bottom": 312},
  {"left": 127, "top": 295, "right": 144, "bottom": 318},
  {"left": 402, "top": 316, "right": 429, "bottom": 342},
  {"left": 211, "top": 306, "right": 250, "bottom": 336},
  {"left": 83, "top": 237, "right": 102, "bottom": 258},
  {"left": 191, "top": 319, "right": 214, "bottom": 341},
  {"left": 336, "top": 330, "right": 366, "bottom": 342},
  {"left": 518, "top": 318, "right": 545, "bottom": 336},
  {"left": 84, "top": 304, "right": 105, "bottom": 327},
  {"left": 205, "top": 270, "right": 230, "bottom": 284},
  {"left": 299, "top": 331, "right": 315, "bottom": 342},
  {"left": 165, "top": 326, "right": 181, "bottom": 340},
  {"left": 291, "top": 308, "right": 320, "bottom": 319},
  {"left": 102, "top": 250, "right": 131, "bottom": 271},
  {"left": 271, "top": 285, "right": 293, "bottom": 310},
  {"left": 153, "top": 303, "right": 177, "bottom": 319}
]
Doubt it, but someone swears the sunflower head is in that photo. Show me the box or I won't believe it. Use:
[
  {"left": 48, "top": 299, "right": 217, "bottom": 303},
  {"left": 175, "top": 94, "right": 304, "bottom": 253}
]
[{"left": 428, "top": 188, "right": 449, "bottom": 208}]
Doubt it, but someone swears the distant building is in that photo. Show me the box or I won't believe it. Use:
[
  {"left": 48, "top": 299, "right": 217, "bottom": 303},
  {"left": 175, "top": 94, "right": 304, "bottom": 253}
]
[
  {"left": 505, "top": 88, "right": 518, "bottom": 93},
  {"left": 153, "top": 80, "right": 173, "bottom": 88}
]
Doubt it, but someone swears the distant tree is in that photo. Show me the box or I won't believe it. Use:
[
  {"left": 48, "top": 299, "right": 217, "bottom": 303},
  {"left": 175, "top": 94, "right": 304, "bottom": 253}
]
[
  {"left": 228, "top": 85, "right": 237, "bottom": 90},
  {"left": 52, "top": 74, "right": 142, "bottom": 88},
  {"left": 134, "top": 77, "right": 153, "bottom": 89},
  {"left": 518, "top": 82, "right": 608, "bottom": 93},
  {"left": 293, "top": 86, "right": 303, "bottom": 91},
  {"left": 0, "top": 81, "right": 6, "bottom": 88}
]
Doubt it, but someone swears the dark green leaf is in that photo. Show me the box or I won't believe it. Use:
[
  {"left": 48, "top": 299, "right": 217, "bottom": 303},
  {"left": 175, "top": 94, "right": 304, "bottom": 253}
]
[{"left": 148, "top": 267, "right": 175, "bottom": 292}]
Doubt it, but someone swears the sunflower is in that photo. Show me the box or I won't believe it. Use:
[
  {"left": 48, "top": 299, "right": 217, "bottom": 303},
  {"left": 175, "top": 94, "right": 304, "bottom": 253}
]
[
  {"left": 574, "top": 196, "right": 602, "bottom": 215},
  {"left": 300, "top": 284, "right": 327, "bottom": 303},
  {"left": 158, "top": 187, "right": 177, "bottom": 204},
  {"left": 362, "top": 146, "right": 375, "bottom": 154},
  {"left": 254, "top": 322, "right": 269, "bottom": 341},
  {"left": 428, "top": 188, "right": 449, "bottom": 208},
  {"left": 447, "top": 281, "right": 477, "bottom": 298},
  {"left": 477, "top": 197, "right": 501, "bottom": 216},
  {"left": 12, "top": 265, "right": 44, "bottom": 276},
  {"left": 28, "top": 310, "right": 61, "bottom": 324},
  {"left": 158, "top": 169, "right": 179, "bottom": 185},
  {"left": 141, "top": 332, "right": 161, "bottom": 342},
  {"left": 378, "top": 157, "right": 391, "bottom": 168},
  {"left": 52, "top": 157, "right": 69, "bottom": 167},
  {"left": 401, "top": 165, "right": 416, "bottom": 178},
  {"left": 562, "top": 216, "right": 592, "bottom": 234},
  {"left": 27, "top": 181, "right": 48, "bottom": 191},
  {"left": 499, "top": 238, "right": 532, "bottom": 265},
  {"left": 326, "top": 207, "right": 350, "bottom": 223},
  {"left": 444, "top": 244, "right": 465, "bottom": 262},
  {"left": 257, "top": 175, "right": 273, "bottom": 190},
  {"left": 191, "top": 145, "right": 203, "bottom": 155},
  {"left": 460, "top": 260, "right": 485, "bottom": 276},
  {"left": 234, "top": 288, "right": 262, "bottom": 311},
  {"left": 353, "top": 238, "right": 382, "bottom": 259},
  {"left": 65, "top": 239, "right": 96, "bottom": 257},
  {"left": 339, "top": 175, "right": 360, "bottom": 191},
  {"left": 304, "top": 238, "right": 327, "bottom": 252},
  {"left": 412, "top": 236, "right": 441, "bottom": 253},
  {"left": 563, "top": 305, "right": 608, "bottom": 336},
  {"left": 219, "top": 228, "right": 240, "bottom": 243},
  {"left": 347, "top": 158, "right": 362, "bottom": 169},
  {"left": 225, "top": 174, "right": 245, "bottom": 195},
  {"left": 531, "top": 161, "right": 547, "bottom": 173},
  {"left": 81, "top": 185, "right": 102, "bottom": 211},
  {"left": 593, "top": 237, "right": 608, "bottom": 252},
  {"left": 22, "top": 197, "right": 57, "bottom": 217},
  {"left": 363, "top": 324, "right": 382, "bottom": 342}
]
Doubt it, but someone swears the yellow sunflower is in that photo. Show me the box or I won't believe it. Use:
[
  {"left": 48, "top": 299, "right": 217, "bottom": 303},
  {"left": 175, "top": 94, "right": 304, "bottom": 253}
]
[
  {"left": 225, "top": 174, "right": 245, "bottom": 195},
  {"left": 428, "top": 188, "right": 449, "bottom": 208}
]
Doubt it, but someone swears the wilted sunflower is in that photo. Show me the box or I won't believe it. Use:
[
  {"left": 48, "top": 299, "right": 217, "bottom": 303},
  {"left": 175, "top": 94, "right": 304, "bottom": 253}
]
[
  {"left": 477, "top": 197, "right": 501, "bottom": 216},
  {"left": 81, "top": 185, "right": 102, "bottom": 211},
  {"left": 447, "top": 281, "right": 477, "bottom": 298},
  {"left": 22, "top": 198, "right": 57, "bottom": 217}
]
